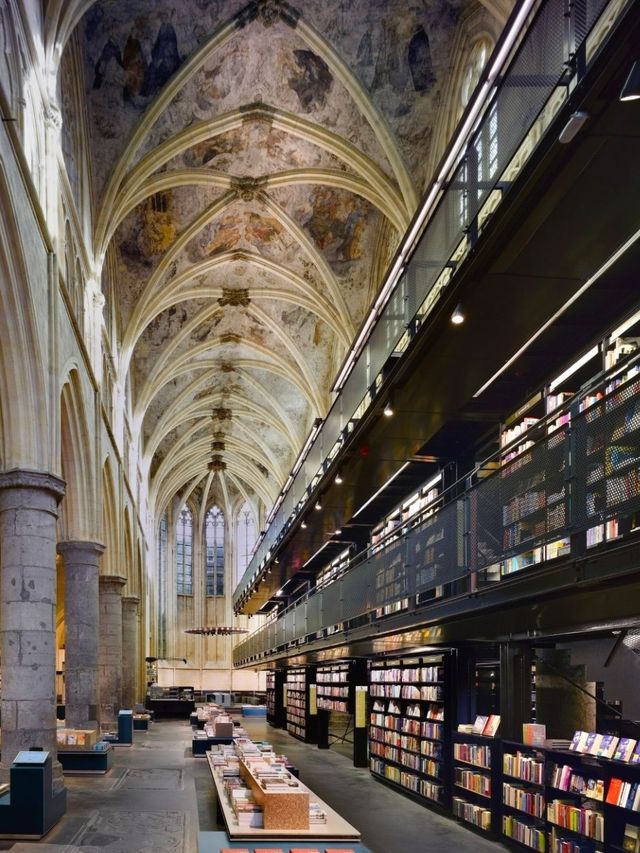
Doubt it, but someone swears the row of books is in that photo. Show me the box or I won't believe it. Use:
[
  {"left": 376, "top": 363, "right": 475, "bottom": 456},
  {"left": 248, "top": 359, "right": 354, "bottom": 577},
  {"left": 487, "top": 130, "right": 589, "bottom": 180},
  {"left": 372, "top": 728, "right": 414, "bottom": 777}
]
[
  {"left": 502, "top": 814, "right": 545, "bottom": 851},
  {"left": 606, "top": 776, "right": 640, "bottom": 811},
  {"left": 452, "top": 796, "right": 491, "bottom": 830},
  {"left": 400, "top": 685, "right": 444, "bottom": 701},
  {"left": 316, "top": 686, "right": 348, "bottom": 697},
  {"left": 454, "top": 767, "right": 491, "bottom": 797},
  {"left": 503, "top": 750, "right": 544, "bottom": 784},
  {"left": 503, "top": 782, "right": 545, "bottom": 817},
  {"left": 370, "top": 665, "right": 442, "bottom": 684},
  {"left": 548, "top": 828, "right": 603, "bottom": 853},
  {"left": 317, "top": 698, "right": 349, "bottom": 712},
  {"left": 546, "top": 801, "right": 604, "bottom": 841},
  {"left": 453, "top": 742, "right": 492, "bottom": 769},
  {"left": 569, "top": 730, "right": 639, "bottom": 762},
  {"left": 550, "top": 764, "right": 604, "bottom": 800}
]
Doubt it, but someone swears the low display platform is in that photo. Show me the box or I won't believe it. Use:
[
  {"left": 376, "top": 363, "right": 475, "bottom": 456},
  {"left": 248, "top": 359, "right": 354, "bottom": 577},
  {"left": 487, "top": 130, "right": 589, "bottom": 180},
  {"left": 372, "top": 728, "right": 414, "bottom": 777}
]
[
  {"left": 198, "top": 830, "right": 372, "bottom": 852},
  {"left": 58, "top": 746, "right": 113, "bottom": 775},
  {"left": 240, "top": 706, "right": 266, "bottom": 718},
  {"left": 206, "top": 752, "right": 360, "bottom": 840}
]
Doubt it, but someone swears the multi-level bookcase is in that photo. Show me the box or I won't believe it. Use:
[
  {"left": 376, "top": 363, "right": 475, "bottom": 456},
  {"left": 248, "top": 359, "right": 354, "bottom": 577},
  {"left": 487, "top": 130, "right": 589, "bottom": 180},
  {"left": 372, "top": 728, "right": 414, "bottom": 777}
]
[
  {"left": 452, "top": 731, "right": 501, "bottom": 835},
  {"left": 317, "top": 662, "right": 350, "bottom": 713},
  {"left": 369, "top": 654, "right": 450, "bottom": 807},
  {"left": 285, "top": 665, "right": 317, "bottom": 743},
  {"left": 502, "top": 741, "right": 546, "bottom": 851},
  {"left": 266, "top": 669, "right": 285, "bottom": 728}
]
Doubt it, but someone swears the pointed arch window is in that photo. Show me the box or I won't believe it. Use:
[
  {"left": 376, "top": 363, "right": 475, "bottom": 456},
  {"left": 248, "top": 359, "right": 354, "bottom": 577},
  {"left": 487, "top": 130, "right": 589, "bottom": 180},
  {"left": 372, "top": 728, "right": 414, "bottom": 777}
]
[
  {"left": 236, "top": 501, "right": 257, "bottom": 587},
  {"left": 158, "top": 513, "right": 168, "bottom": 656},
  {"left": 205, "top": 506, "right": 225, "bottom": 596},
  {"left": 176, "top": 505, "right": 193, "bottom": 595}
]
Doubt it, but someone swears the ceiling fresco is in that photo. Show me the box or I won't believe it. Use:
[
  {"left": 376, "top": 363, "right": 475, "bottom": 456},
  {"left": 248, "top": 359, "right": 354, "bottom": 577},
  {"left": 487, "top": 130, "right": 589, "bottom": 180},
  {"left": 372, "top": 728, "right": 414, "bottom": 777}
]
[{"left": 68, "top": 0, "right": 472, "bottom": 523}]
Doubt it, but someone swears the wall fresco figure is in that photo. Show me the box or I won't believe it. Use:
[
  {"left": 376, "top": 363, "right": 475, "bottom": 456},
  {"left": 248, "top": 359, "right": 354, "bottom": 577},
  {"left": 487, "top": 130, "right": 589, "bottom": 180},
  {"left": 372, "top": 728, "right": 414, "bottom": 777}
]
[
  {"left": 408, "top": 25, "right": 435, "bottom": 92},
  {"left": 142, "top": 9, "right": 182, "bottom": 97},
  {"left": 122, "top": 19, "right": 147, "bottom": 105},
  {"left": 287, "top": 49, "right": 333, "bottom": 112}
]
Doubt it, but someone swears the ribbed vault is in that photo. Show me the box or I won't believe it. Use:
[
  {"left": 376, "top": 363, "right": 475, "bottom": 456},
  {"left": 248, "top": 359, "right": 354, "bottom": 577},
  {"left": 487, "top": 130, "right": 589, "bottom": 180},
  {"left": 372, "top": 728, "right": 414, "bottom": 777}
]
[{"left": 59, "top": 0, "right": 472, "bottom": 535}]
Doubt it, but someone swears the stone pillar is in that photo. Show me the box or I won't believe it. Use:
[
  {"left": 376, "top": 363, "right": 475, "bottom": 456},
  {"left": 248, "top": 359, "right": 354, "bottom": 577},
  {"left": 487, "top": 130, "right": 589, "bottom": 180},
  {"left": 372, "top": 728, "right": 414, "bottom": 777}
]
[
  {"left": 98, "top": 575, "right": 126, "bottom": 727},
  {"left": 57, "top": 541, "right": 103, "bottom": 730},
  {"left": 121, "top": 595, "right": 140, "bottom": 709},
  {"left": 0, "top": 469, "right": 65, "bottom": 786}
]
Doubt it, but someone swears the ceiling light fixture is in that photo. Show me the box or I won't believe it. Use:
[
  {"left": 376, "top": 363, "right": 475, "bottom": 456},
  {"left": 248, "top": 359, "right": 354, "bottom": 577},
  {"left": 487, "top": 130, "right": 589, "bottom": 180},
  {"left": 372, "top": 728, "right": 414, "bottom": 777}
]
[
  {"left": 315, "top": 499, "right": 322, "bottom": 511},
  {"left": 451, "top": 303, "right": 465, "bottom": 325},
  {"left": 335, "top": 471, "right": 343, "bottom": 485},
  {"left": 383, "top": 399, "right": 394, "bottom": 417},
  {"left": 335, "top": 528, "right": 342, "bottom": 535},
  {"left": 301, "top": 519, "right": 307, "bottom": 529},
  {"left": 558, "top": 110, "right": 589, "bottom": 144},
  {"left": 620, "top": 60, "right": 640, "bottom": 101}
]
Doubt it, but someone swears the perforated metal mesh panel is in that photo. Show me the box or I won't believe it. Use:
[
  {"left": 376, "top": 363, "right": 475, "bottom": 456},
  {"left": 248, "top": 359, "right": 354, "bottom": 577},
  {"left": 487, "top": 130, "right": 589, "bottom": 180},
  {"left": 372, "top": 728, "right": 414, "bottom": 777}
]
[{"left": 572, "top": 374, "right": 640, "bottom": 530}]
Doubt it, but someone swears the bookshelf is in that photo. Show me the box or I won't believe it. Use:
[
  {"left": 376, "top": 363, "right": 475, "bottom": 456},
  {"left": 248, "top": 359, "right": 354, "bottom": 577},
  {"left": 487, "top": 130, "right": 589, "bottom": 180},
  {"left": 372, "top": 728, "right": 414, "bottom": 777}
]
[
  {"left": 285, "top": 666, "right": 317, "bottom": 744},
  {"left": 369, "top": 654, "right": 449, "bottom": 807},
  {"left": 580, "top": 362, "right": 640, "bottom": 551},
  {"left": 452, "top": 731, "right": 500, "bottom": 835},
  {"left": 317, "top": 662, "right": 351, "bottom": 713},
  {"left": 502, "top": 741, "right": 546, "bottom": 851},
  {"left": 266, "top": 669, "right": 286, "bottom": 729},
  {"left": 266, "top": 670, "right": 276, "bottom": 724}
]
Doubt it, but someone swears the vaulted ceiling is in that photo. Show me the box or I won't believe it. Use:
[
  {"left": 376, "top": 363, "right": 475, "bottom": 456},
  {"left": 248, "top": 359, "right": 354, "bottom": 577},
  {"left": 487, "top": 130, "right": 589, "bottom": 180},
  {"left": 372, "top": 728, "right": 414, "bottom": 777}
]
[{"left": 59, "top": 0, "right": 491, "bottom": 522}]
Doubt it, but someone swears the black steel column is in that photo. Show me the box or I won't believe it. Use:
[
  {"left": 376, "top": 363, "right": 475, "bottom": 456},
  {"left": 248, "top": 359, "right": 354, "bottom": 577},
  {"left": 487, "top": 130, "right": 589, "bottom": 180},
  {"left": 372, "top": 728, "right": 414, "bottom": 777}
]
[{"left": 500, "top": 641, "right": 532, "bottom": 741}]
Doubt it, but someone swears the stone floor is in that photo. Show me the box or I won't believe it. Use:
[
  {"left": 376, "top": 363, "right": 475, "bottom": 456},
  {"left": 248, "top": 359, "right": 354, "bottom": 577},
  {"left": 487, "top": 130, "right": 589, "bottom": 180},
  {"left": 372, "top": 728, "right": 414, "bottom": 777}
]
[{"left": 0, "top": 718, "right": 509, "bottom": 852}]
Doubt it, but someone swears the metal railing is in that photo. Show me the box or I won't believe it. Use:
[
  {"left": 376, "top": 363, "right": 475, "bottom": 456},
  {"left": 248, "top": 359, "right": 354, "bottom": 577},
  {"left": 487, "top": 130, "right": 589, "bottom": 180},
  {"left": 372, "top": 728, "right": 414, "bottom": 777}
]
[
  {"left": 234, "top": 0, "right": 626, "bottom": 607},
  {"left": 235, "top": 353, "right": 640, "bottom": 663}
]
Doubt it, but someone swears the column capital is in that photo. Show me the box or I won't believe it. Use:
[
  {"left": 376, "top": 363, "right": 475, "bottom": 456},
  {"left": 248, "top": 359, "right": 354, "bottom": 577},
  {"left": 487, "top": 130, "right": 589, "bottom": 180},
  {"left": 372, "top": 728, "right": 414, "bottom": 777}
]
[
  {"left": 0, "top": 468, "right": 65, "bottom": 502},
  {"left": 99, "top": 574, "right": 127, "bottom": 589},
  {"left": 122, "top": 595, "right": 140, "bottom": 607},
  {"left": 57, "top": 540, "right": 105, "bottom": 557}
]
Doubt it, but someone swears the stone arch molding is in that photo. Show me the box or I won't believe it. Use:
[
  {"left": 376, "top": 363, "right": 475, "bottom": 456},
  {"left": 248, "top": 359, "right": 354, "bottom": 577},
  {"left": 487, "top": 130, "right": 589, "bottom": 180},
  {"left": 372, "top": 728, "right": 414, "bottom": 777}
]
[
  {"left": 59, "top": 366, "right": 97, "bottom": 540},
  {"left": 0, "top": 163, "right": 50, "bottom": 471}
]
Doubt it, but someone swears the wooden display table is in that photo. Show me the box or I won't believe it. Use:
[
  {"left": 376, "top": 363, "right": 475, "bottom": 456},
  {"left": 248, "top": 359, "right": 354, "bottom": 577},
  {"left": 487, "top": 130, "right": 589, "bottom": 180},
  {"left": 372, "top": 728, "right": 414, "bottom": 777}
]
[
  {"left": 240, "top": 759, "right": 309, "bottom": 830},
  {"left": 197, "top": 830, "right": 372, "bottom": 852},
  {"left": 206, "top": 752, "right": 360, "bottom": 841}
]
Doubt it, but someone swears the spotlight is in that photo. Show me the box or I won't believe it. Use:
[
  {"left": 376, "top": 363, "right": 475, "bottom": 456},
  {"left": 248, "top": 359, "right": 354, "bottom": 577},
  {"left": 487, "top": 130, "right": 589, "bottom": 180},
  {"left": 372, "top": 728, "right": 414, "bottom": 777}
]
[
  {"left": 335, "top": 471, "right": 343, "bottom": 485},
  {"left": 620, "top": 60, "right": 640, "bottom": 101},
  {"left": 335, "top": 528, "right": 342, "bottom": 535},
  {"left": 274, "top": 557, "right": 279, "bottom": 564},
  {"left": 301, "top": 519, "right": 307, "bottom": 529},
  {"left": 558, "top": 110, "right": 589, "bottom": 144},
  {"left": 383, "top": 400, "right": 394, "bottom": 417},
  {"left": 451, "top": 303, "right": 465, "bottom": 325},
  {"left": 315, "top": 500, "right": 322, "bottom": 510}
]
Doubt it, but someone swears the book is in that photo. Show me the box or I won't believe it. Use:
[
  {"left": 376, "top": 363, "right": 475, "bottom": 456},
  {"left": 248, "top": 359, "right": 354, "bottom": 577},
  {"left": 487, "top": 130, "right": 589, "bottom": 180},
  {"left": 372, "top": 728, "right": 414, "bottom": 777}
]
[
  {"left": 597, "top": 733, "right": 619, "bottom": 759},
  {"left": 614, "top": 738, "right": 638, "bottom": 762},
  {"left": 523, "top": 723, "right": 546, "bottom": 746},
  {"left": 630, "top": 742, "right": 640, "bottom": 764},
  {"left": 291, "top": 849, "right": 320, "bottom": 853},
  {"left": 606, "top": 777, "right": 623, "bottom": 804},
  {"left": 482, "top": 714, "right": 500, "bottom": 737},
  {"left": 569, "top": 730, "right": 588, "bottom": 751},
  {"left": 472, "top": 715, "right": 489, "bottom": 735},
  {"left": 585, "top": 732, "right": 601, "bottom": 755},
  {"left": 623, "top": 823, "right": 640, "bottom": 852}
]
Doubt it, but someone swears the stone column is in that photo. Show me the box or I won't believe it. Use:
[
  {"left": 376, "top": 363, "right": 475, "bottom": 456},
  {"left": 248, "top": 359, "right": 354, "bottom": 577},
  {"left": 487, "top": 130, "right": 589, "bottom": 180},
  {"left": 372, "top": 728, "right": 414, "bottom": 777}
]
[
  {"left": 98, "top": 575, "right": 126, "bottom": 727},
  {"left": 57, "top": 541, "right": 103, "bottom": 730},
  {"left": 121, "top": 595, "right": 140, "bottom": 709},
  {"left": 0, "top": 469, "right": 65, "bottom": 785}
]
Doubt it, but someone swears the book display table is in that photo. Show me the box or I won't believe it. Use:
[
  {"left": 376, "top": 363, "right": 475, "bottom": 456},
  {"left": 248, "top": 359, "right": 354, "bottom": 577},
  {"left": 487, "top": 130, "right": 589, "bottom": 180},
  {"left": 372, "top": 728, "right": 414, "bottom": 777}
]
[
  {"left": 205, "top": 747, "right": 360, "bottom": 841},
  {"left": 197, "top": 830, "right": 372, "bottom": 852},
  {"left": 192, "top": 735, "right": 234, "bottom": 756}
]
